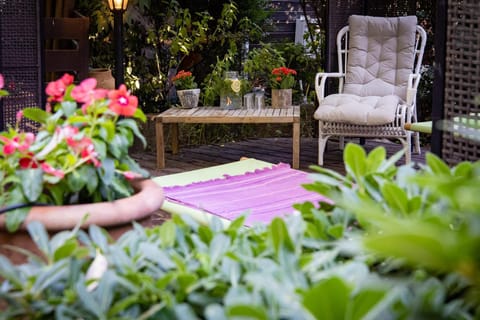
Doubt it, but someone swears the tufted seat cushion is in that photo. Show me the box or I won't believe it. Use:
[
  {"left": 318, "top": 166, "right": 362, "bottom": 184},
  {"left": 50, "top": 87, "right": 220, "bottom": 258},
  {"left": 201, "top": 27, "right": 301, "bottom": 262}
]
[{"left": 314, "top": 93, "right": 401, "bottom": 125}]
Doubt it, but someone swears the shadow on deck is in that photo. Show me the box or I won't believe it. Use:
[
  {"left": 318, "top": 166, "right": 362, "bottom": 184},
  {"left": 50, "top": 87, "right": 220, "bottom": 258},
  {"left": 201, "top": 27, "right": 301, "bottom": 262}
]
[{"left": 131, "top": 137, "right": 429, "bottom": 177}]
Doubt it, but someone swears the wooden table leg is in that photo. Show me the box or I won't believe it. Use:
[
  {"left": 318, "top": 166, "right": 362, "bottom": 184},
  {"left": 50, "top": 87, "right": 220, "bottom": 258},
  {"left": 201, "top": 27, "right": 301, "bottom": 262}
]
[
  {"left": 292, "top": 120, "right": 300, "bottom": 169},
  {"left": 155, "top": 117, "right": 165, "bottom": 168},
  {"left": 171, "top": 123, "right": 179, "bottom": 154}
]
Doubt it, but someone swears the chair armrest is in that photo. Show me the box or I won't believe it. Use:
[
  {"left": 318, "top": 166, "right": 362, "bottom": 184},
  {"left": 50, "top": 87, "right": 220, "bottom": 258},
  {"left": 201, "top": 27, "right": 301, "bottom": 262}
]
[
  {"left": 315, "top": 72, "right": 345, "bottom": 102},
  {"left": 406, "top": 73, "right": 420, "bottom": 105}
]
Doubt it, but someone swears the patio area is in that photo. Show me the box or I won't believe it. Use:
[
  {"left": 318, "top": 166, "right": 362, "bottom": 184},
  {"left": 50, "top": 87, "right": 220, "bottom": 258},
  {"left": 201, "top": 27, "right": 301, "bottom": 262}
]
[{"left": 131, "top": 137, "right": 428, "bottom": 177}]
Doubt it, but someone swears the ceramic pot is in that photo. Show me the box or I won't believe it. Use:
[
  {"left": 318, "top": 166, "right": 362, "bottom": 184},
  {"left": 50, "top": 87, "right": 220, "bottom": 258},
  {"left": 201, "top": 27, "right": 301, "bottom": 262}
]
[
  {"left": 88, "top": 68, "right": 115, "bottom": 89},
  {"left": 177, "top": 88, "right": 200, "bottom": 108},
  {"left": 271, "top": 88, "right": 292, "bottom": 108}
]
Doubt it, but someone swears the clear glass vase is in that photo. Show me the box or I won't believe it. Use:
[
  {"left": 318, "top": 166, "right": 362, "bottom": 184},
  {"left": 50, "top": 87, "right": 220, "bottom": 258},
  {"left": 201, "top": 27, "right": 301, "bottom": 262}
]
[{"left": 220, "top": 71, "right": 243, "bottom": 109}]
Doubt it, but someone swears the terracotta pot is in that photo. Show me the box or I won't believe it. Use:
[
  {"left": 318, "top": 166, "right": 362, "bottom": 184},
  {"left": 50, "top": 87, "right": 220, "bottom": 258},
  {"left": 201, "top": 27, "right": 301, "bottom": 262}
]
[
  {"left": 88, "top": 68, "right": 115, "bottom": 89},
  {"left": 0, "top": 179, "right": 165, "bottom": 264},
  {"left": 0, "top": 179, "right": 164, "bottom": 231},
  {"left": 271, "top": 88, "right": 292, "bottom": 108}
]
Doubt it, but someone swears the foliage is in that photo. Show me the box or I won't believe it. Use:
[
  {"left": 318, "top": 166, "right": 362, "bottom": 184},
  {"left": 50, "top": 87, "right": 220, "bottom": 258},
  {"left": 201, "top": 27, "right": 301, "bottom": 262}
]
[
  {"left": 75, "top": 0, "right": 270, "bottom": 113},
  {"left": 242, "top": 44, "right": 285, "bottom": 88},
  {"left": 172, "top": 70, "right": 197, "bottom": 90},
  {"left": 1, "top": 143, "right": 479, "bottom": 318},
  {"left": 0, "top": 74, "right": 148, "bottom": 232},
  {"left": 270, "top": 66, "right": 297, "bottom": 89}
]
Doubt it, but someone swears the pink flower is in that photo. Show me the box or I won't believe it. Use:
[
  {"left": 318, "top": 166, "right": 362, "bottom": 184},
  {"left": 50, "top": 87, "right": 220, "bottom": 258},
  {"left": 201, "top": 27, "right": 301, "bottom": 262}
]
[
  {"left": 41, "top": 162, "right": 65, "bottom": 178},
  {"left": 71, "top": 78, "right": 108, "bottom": 113},
  {"left": 0, "top": 132, "right": 35, "bottom": 155},
  {"left": 0, "top": 74, "right": 4, "bottom": 89},
  {"left": 16, "top": 110, "right": 23, "bottom": 123},
  {"left": 46, "top": 73, "right": 74, "bottom": 102},
  {"left": 80, "top": 143, "right": 101, "bottom": 167},
  {"left": 108, "top": 85, "right": 138, "bottom": 117}
]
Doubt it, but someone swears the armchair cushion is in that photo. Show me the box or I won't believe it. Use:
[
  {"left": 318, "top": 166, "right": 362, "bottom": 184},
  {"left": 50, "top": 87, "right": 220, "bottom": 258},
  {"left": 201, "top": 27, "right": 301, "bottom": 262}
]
[
  {"left": 343, "top": 15, "right": 417, "bottom": 101},
  {"left": 314, "top": 93, "right": 401, "bottom": 125}
]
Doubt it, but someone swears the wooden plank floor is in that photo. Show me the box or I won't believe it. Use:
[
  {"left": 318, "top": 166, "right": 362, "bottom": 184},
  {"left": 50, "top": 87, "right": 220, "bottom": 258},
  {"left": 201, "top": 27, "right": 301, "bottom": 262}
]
[{"left": 131, "top": 137, "right": 428, "bottom": 177}]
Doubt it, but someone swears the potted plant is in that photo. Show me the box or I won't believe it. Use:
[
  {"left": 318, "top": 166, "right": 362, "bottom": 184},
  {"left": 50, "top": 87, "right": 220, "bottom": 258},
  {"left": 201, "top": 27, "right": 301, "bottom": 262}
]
[
  {"left": 172, "top": 70, "right": 200, "bottom": 108},
  {"left": 270, "top": 66, "right": 297, "bottom": 108},
  {"left": 0, "top": 73, "right": 164, "bottom": 232}
]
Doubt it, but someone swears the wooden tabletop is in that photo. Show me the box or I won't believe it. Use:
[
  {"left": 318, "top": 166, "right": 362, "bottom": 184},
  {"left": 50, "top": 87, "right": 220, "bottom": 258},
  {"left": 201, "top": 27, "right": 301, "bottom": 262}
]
[{"left": 155, "top": 106, "right": 300, "bottom": 124}]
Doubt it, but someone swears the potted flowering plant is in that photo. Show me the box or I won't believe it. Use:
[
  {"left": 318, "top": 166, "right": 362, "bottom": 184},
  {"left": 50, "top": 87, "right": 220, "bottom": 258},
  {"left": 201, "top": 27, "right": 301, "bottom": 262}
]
[
  {"left": 0, "top": 73, "right": 164, "bottom": 232},
  {"left": 172, "top": 70, "right": 200, "bottom": 108},
  {"left": 270, "top": 66, "right": 297, "bottom": 89},
  {"left": 270, "top": 66, "right": 297, "bottom": 108}
]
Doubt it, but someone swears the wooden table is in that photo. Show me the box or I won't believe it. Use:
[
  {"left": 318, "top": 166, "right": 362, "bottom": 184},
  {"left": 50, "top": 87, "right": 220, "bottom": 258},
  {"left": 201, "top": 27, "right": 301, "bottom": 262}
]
[{"left": 154, "top": 106, "right": 301, "bottom": 169}]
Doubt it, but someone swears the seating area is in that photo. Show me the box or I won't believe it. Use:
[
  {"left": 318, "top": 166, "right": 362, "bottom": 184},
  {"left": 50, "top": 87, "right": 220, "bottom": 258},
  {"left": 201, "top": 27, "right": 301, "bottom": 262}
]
[{"left": 2, "top": 1, "right": 480, "bottom": 318}]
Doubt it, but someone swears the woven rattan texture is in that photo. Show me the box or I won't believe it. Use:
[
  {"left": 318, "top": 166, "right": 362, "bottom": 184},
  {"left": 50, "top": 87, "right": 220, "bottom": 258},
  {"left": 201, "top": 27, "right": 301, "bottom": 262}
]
[
  {"left": 0, "top": 0, "right": 42, "bottom": 131},
  {"left": 442, "top": 0, "right": 480, "bottom": 165}
]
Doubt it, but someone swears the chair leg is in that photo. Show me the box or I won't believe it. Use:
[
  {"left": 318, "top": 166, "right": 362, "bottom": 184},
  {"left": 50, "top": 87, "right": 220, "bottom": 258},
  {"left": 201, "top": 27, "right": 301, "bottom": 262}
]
[
  {"left": 413, "top": 131, "right": 421, "bottom": 154},
  {"left": 318, "top": 136, "right": 329, "bottom": 166},
  {"left": 404, "top": 133, "right": 412, "bottom": 164}
]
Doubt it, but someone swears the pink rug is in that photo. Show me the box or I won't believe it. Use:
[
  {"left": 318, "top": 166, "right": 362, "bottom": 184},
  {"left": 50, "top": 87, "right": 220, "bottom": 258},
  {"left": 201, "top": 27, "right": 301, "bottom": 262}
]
[{"left": 163, "top": 163, "right": 331, "bottom": 226}]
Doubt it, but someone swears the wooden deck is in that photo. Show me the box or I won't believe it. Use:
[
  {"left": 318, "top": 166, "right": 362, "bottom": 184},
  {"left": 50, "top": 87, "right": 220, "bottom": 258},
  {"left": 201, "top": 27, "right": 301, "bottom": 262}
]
[{"left": 131, "top": 137, "right": 428, "bottom": 177}]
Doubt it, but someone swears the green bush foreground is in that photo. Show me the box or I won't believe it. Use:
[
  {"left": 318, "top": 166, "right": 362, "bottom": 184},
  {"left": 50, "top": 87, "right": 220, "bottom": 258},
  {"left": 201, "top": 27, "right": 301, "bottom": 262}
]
[{"left": 1, "top": 144, "right": 479, "bottom": 319}]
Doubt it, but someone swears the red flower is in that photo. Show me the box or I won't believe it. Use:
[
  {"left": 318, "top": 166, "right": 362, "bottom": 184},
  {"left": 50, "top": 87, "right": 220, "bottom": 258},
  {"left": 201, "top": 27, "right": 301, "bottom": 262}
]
[
  {"left": 71, "top": 78, "right": 108, "bottom": 113},
  {"left": 108, "top": 84, "right": 138, "bottom": 116},
  {"left": 45, "top": 73, "right": 74, "bottom": 102},
  {"left": 19, "top": 153, "right": 39, "bottom": 169}
]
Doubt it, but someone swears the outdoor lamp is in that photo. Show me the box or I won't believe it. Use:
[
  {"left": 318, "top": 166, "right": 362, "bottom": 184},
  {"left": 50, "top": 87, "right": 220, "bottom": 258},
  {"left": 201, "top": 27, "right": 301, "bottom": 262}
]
[{"left": 107, "top": 0, "right": 128, "bottom": 87}]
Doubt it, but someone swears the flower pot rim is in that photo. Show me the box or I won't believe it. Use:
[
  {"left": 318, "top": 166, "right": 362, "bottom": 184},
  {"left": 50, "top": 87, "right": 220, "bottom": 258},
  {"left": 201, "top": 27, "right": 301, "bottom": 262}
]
[{"left": 0, "top": 179, "right": 164, "bottom": 231}]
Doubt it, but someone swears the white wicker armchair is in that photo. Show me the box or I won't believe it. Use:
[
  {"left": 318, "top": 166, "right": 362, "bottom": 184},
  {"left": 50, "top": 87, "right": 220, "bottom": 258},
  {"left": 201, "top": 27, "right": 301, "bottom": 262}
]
[{"left": 314, "top": 15, "right": 427, "bottom": 165}]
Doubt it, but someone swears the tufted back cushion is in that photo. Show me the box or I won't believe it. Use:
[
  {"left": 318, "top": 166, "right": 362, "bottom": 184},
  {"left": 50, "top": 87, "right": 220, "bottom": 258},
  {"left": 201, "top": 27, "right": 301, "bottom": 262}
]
[{"left": 343, "top": 15, "right": 417, "bottom": 101}]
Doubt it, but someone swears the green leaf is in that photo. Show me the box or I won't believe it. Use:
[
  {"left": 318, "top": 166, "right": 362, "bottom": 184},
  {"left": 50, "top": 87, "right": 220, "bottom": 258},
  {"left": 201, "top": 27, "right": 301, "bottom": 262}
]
[
  {"left": 118, "top": 118, "right": 146, "bottom": 147},
  {"left": 327, "top": 224, "right": 344, "bottom": 239},
  {"left": 53, "top": 238, "right": 79, "bottom": 261},
  {"left": 210, "top": 233, "right": 231, "bottom": 266},
  {"left": 227, "top": 304, "right": 268, "bottom": 320},
  {"left": 346, "top": 288, "right": 387, "bottom": 320},
  {"left": 60, "top": 101, "right": 78, "bottom": 117},
  {"left": 366, "top": 146, "right": 386, "bottom": 172},
  {"left": 344, "top": 143, "right": 367, "bottom": 180},
  {"left": 381, "top": 182, "right": 408, "bottom": 215},
  {"left": 18, "top": 168, "right": 43, "bottom": 202},
  {"left": 67, "top": 169, "right": 88, "bottom": 193},
  {"left": 159, "top": 220, "right": 176, "bottom": 247},
  {"left": 426, "top": 153, "right": 451, "bottom": 175},
  {"left": 302, "top": 277, "right": 350, "bottom": 320},
  {"left": 22, "top": 107, "right": 49, "bottom": 123},
  {"left": 269, "top": 218, "right": 294, "bottom": 255},
  {"left": 27, "top": 221, "right": 52, "bottom": 258},
  {"left": 133, "top": 107, "right": 147, "bottom": 122}
]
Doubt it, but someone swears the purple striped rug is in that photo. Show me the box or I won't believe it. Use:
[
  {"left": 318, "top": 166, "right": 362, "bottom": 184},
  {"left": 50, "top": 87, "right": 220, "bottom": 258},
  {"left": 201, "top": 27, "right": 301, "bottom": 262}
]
[{"left": 163, "top": 163, "right": 331, "bottom": 226}]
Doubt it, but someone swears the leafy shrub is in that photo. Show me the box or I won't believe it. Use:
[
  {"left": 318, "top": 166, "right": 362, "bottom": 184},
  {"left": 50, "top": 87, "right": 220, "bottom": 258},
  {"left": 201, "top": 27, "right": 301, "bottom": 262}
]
[{"left": 1, "top": 145, "right": 478, "bottom": 318}]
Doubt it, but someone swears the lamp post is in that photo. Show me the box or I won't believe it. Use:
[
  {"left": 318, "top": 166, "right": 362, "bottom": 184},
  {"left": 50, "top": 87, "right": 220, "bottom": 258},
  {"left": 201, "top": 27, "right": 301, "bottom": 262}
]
[{"left": 107, "top": 0, "right": 128, "bottom": 88}]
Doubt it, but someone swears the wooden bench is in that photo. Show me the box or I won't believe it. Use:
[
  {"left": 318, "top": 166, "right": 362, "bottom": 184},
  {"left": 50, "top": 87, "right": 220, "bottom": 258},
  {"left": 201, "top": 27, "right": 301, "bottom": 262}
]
[{"left": 154, "top": 106, "right": 301, "bottom": 169}]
